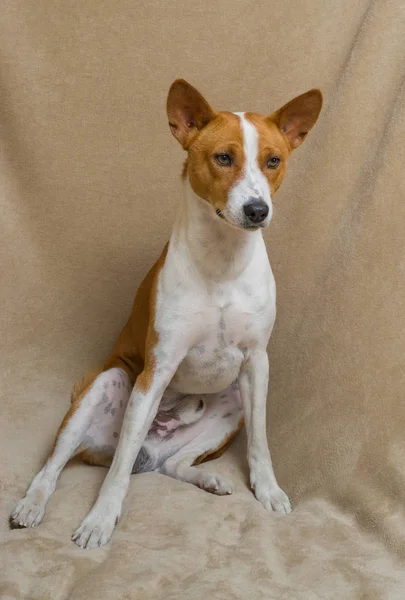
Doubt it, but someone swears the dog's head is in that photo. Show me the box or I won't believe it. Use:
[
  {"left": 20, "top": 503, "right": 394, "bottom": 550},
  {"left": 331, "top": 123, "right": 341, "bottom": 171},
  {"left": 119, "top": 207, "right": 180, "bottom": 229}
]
[{"left": 167, "top": 79, "right": 322, "bottom": 231}]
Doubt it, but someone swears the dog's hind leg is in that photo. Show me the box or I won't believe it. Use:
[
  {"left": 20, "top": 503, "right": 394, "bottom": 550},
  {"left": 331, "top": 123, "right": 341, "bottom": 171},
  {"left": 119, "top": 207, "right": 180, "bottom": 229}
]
[
  {"left": 9, "top": 367, "right": 131, "bottom": 529},
  {"left": 158, "top": 384, "right": 243, "bottom": 495}
]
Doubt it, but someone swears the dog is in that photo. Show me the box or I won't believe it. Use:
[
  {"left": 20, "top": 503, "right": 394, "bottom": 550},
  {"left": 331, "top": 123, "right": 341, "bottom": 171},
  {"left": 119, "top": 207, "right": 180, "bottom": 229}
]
[{"left": 10, "top": 79, "right": 322, "bottom": 548}]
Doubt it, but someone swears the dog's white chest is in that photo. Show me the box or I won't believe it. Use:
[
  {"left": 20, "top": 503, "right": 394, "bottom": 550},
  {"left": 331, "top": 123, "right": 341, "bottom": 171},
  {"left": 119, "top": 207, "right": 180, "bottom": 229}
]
[{"left": 162, "top": 263, "right": 276, "bottom": 395}]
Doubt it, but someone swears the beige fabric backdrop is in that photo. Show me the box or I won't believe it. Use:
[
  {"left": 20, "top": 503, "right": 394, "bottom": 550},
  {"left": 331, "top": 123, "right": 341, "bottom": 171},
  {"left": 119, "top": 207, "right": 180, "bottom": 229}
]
[{"left": 1, "top": 1, "right": 405, "bottom": 598}]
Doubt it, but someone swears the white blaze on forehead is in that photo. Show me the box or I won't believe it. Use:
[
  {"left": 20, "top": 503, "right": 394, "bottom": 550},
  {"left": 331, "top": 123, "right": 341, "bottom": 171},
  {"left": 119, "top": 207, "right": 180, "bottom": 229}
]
[
  {"left": 225, "top": 112, "right": 272, "bottom": 226},
  {"left": 233, "top": 112, "right": 263, "bottom": 193}
]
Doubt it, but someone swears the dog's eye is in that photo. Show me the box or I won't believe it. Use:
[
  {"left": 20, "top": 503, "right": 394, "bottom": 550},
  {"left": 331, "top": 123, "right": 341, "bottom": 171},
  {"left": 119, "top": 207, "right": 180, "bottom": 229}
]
[
  {"left": 214, "top": 153, "right": 232, "bottom": 167},
  {"left": 266, "top": 155, "right": 281, "bottom": 169}
]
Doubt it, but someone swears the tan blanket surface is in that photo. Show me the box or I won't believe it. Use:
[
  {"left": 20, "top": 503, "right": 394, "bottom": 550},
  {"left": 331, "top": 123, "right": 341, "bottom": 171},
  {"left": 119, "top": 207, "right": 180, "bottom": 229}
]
[{"left": 2, "top": 1, "right": 405, "bottom": 598}]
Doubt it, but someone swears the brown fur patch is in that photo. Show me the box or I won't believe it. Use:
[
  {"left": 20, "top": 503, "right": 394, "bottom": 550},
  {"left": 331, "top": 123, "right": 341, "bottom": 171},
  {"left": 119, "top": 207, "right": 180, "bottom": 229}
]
[
  {"left": 79, "top": 449, "right": 113, "bottom": 468},
  {"left": 103, "top": 243, "right": 168, "bottom": 394},
  {"left": 187, "top": 111, "right": 245, "bottom": 213}
]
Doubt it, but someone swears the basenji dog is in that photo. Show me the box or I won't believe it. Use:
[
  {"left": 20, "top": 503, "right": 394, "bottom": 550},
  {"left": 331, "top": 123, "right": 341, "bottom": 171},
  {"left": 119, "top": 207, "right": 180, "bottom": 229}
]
[{"left": 10, "top": 80, "right": 322, "bottom": 548}]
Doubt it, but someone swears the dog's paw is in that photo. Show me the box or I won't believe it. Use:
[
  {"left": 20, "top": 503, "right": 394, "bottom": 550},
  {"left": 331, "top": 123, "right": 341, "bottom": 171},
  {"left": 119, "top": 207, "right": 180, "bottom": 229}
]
[
  {"left": 198, "top": 472, "right": 234, "bottom": 495},
  {"left": 251, "top": 466, "right": 292, "bottom": 514},
  {"left": 72, "top": 503, "right": 121, "bottom": 549},
  {"left": 254, "top": 481, "right": 292, "bottom": 514},
  {"left": 10, "top": 495, "right": 46, "bottom": 529}
]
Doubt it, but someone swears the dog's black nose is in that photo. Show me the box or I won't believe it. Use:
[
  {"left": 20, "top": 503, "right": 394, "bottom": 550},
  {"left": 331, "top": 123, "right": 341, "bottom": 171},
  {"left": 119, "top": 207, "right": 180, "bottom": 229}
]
[{"left": 243, "top": 198, "right": 269, "bottom": 224}]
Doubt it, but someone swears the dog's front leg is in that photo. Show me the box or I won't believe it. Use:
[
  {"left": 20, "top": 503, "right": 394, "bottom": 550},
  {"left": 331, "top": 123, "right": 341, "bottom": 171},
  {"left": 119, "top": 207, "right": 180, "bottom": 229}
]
[
  {"left": 72, "top": 352, "right": 184, "bottom": 549},
  {"left": 239, "top": 349, "right": 291, "bottom": 514}
]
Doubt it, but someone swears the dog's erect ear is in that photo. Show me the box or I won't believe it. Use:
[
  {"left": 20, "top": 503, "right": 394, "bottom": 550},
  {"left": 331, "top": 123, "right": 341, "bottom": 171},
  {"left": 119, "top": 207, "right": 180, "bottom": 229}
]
[
  {"left": 167, "top": 79, "right": 217, "bottom": 149},
  {"left": 267, "top": 89, "right": 323, "bottom": 150}
]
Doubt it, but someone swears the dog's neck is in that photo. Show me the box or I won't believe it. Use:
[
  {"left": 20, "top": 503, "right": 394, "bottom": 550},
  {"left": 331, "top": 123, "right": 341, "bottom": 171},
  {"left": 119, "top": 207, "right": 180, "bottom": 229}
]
[{"left": 171, "top": 177, "right": 264, "bottom": 283}]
